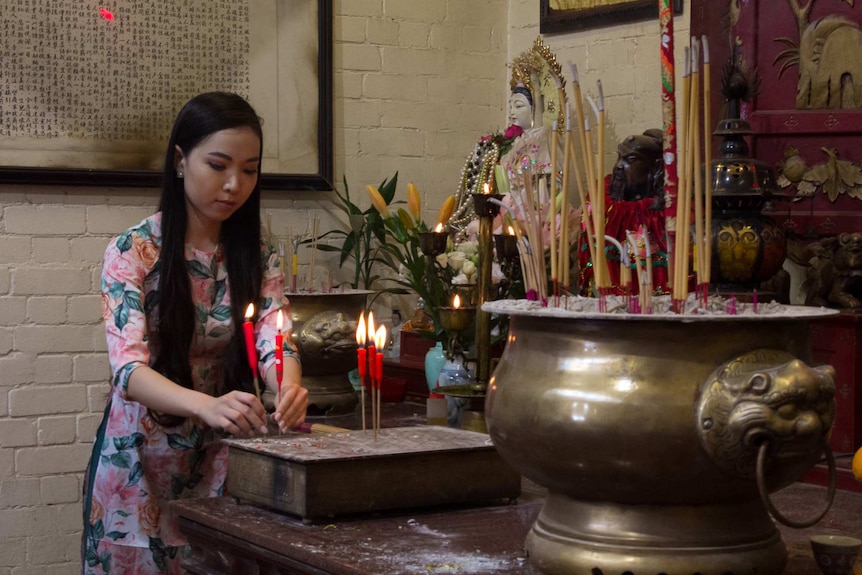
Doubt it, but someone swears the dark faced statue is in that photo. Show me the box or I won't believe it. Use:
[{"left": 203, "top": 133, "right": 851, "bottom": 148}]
[{"left": 609, "top": 129, "right": 664, "bottom": 203}]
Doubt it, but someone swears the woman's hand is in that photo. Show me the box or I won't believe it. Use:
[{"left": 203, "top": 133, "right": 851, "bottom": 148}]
[
  {"left": 197, "top": 391, "right": 269, "bottom": 436},
  {"left": 272, "top": 382, "right": 308, "bottom": 433}
]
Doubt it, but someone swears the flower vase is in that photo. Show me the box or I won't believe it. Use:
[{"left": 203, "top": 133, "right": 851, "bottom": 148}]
[{"left": 424, "top": 342, "right": 446, "bottom": 391}]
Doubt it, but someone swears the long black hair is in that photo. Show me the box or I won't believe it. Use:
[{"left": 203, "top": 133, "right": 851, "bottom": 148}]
[{"left": 153, "top": 92, "right": 264, "bottom": 421}]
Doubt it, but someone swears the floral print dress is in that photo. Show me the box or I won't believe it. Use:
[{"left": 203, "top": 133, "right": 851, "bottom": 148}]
[{"left": 82, "top": 213, "right": 295, "bottom": 574}]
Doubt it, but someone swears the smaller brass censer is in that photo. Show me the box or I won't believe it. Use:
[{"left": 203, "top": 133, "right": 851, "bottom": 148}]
[{"left": 708, "top": 47, "right": 787, "bottom": 297}]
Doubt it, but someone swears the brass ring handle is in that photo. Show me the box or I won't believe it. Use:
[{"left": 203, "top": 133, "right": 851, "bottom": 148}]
[{"left": 756, "top": 439, "right": 836, "bottom": 529}]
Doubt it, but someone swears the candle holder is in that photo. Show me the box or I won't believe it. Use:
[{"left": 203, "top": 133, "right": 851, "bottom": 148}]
[
  {"left": 438, "top": 305, "right": 475, "bottom": 333},
  {"left": 471, "top": 193, "right": 503, "bottom": 218},
  {"left": 437, "top": 303, "right": 476, "bottom": 362},
  {"left": 418, "top": 231, "right": 448, "bottom": 256},
  {"left": 494, "top": 233, "right": 520, "bottom": 261}
]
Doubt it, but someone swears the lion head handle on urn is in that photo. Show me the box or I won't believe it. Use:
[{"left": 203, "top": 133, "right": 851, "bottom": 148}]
[{"left": 697, "top": 349, "right": 835, "bottom": 482}]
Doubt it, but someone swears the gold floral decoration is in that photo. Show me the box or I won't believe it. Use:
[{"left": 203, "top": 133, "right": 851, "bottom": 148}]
[{"left": 777, "top": 147, "right": 862, "bottom": 202}]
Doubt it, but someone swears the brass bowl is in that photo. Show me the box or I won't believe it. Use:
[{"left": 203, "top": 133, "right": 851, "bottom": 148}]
[
  {"left": 484, "top": 302, "right": 837, "bottom": 574},
  {"left": 285, "top": 290, "right": 372, "bottom": 415}
]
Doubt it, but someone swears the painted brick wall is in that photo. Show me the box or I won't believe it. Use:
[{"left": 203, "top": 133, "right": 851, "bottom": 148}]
[{"left": 0, "top": 1, "right": 685, "bottom": 571}]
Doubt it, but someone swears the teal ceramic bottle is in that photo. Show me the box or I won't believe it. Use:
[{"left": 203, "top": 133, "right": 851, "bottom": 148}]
[{"left": 424, "top": 342, "right": 446, "bottom": 391}]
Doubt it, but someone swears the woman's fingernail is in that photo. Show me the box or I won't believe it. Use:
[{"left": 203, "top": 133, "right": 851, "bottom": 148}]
[{"left": 259, "top": 426, "right": 268, "bottom": 434}]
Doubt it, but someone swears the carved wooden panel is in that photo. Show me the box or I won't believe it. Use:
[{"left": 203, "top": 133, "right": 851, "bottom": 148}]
[{"left": 692, "top": 0, "right": 862, "bottom": 238}]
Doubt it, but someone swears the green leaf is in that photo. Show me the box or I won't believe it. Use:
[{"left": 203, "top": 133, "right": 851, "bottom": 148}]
[
  {"left": 108, "top": 282, "right": 125, "bottom": 299},
  {"left": 92, "top": 519, "right": 105, "bottom": 541},
  {"left": 127, "top": 462, "right": 143, "bottom": 487},
  {"left": 170, "top": 475, "right": 186, "bottom": 497},
  {"left": 213, "top": 279, "right": 227, "bottom": 304},
  {"left": 150, "top": 537, "right": 169, "bottom": 572},
  {"left": 139, "top": 220, "right": 154, "bottom": 240},
  {"left": 379, "top": 172, "right": 399, "bottom": 204},
  {"left": 123, "top": 291, "right": 143, "bottom": 312},
  {"left": 113, "top": 436, "right": 130, "bottom": 451},
  {"left": 106, "top": 531, "right": 128, "bottom": 541},
  {"left": 210, "top": 305, "right": 231, "bottom": 321},
  {"left": 167, "top": 434, "right": 194, "bottom": 450},
  {"left": 195, "top": 304, "right": 208, "bottom": 324},
  {"left": 85, "top": 546, "right": 100, "bottom": 567},
  {"left": 189, "top": 426, "right": 203, "bottom": 449},
  {"left": 208, "top": 326, "right": 230, "bottom": 339},
  {"left": 116, "top": 232, "right": 133, "bottom": 253},
  {"left": 187, "top": 260, "right": 213, "bottom": 279},
  {"left": 109, "top": 452, "right": 132, "bottom": 469},
  {"left": 113, "top": 306, "right": 128, "bottom": 331}
]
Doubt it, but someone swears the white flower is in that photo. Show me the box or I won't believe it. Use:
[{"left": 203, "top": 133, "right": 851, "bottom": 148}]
[
  {"left": 436, "top": 253, "right": 448, "bottom": 268},
  {"left": 462, "top": 260, "right": 476, "bottom": 278},
  {"left": 452, "top": 272, "right": 471, "bottom": 285},
  {"left": 447, "top": 251, "right": 466, "bottom": 272},
  {"left": 491, "top": 262, "right": 505, "bottom": 284},
  {"left": 457, "top": 241, "right": 479, "bottom": 256}
]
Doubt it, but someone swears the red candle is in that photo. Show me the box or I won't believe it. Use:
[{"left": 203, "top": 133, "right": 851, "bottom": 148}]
[
  {"left": 366, "top": 311, "right": 376, "bottom": 384},
  {"left": 356, "top": 313, "right": 367, "bottom": 380},
  {"left": 243, "top": 303, "right": 258, "bottom": 380},
  {"left": 275, "top": 309, "right": 284, "bottom": 397},
  {"left": 374, "top": 325, "right": 387, "bottom": 389}
]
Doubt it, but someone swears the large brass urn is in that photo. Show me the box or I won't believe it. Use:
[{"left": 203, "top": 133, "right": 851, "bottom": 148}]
[{"left": 484, "top": 303, "right": 836, "bottom": 574}]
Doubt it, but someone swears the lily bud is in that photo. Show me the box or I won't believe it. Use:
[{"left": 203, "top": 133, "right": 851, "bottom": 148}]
[
  {"left": 407, "top": 182, "right": 422, "bottom": 221},
  {"left": 436, "top": 195, "right": 457, "bottom": 226},
  {"left": 366, "top": 185, "right": 391, "bottom": 218},
  {"left": 397, "top": 208, "right": 416, "bottom": 230}
]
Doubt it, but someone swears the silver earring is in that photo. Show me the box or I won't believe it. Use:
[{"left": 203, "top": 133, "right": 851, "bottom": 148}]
[{"left": 177, "top": 171, "right": 184, "bottom": 178}]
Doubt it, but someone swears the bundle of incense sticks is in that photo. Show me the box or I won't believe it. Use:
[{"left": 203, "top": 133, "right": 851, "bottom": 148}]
[
  {"left": 500, "top": 162, "right": 549, "bottom": 302},
  {"left": 493, "top": 64, "right": 610, "bottom": 308},
  {"left": 672, "top": 36, "right": 713, "bottom": 312},
  {"left": 565, "top": 64, "right": 610, "bottom": 310},
  {"left": 626, "top": 227, "right": 654, "bottom": 314}
]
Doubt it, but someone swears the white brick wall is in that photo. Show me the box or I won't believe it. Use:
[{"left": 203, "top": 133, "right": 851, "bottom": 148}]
[{"left": 0, "top": 1, "right": 685, "bottom": 570}]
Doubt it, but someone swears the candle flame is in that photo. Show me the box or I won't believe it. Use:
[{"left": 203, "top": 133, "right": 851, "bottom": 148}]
[
  {"left": 507, "top": 225, "right": 515, "bottom": 236},
  {"left": 244, "top": 303, "right": 255, "bottom": 319},
  {"left": 277, "top": 309, "right": 283, "bottom": 332},
  {"left": 453, "top": 294, "right": 461, "bottom": 309},
  {"left": 367, "top": 311, "right": 375, "bottom": 344},
  {"left": 356, "top": 312, "right": 366, "bottom": 346},
  {"left": 374, "top": 324, "right": 387, "bottom": 349},
  {"left": 483, "top": 183, "right": 490, "bottom": 194},
  {"left": 434, "top": 223, "right": 444, "bottom": 233}
]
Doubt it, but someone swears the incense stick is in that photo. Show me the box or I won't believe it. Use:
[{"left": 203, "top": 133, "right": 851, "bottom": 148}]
[
  {"left": 550, "top": 122, "right": 559, "bottom": 300},
  {"left": 673, "top": 47, "right": 692, "bottom": 307},
  {"left": 690, "top": 39, "right": 704, "bottom": 306},
  {"left": 702, "top": 35, "right": 713, "bottom": 301}
]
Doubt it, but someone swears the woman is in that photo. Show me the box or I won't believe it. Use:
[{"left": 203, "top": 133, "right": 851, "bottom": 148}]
[{"left": 82, "top": 92, "right": 307, "bottom": 574}]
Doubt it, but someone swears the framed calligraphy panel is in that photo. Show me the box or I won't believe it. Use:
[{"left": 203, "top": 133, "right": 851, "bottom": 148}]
[
  {"left": 0, "top": 0, "right": 333, "bottom": 191},
  {"left": 540, "top": 0, "right": 683, "bottom": 34}
]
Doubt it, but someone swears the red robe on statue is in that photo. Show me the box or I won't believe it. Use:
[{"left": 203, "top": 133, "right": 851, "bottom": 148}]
[{"left": 578, "top": 176, "right": 670, "bottom": 296}]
